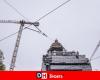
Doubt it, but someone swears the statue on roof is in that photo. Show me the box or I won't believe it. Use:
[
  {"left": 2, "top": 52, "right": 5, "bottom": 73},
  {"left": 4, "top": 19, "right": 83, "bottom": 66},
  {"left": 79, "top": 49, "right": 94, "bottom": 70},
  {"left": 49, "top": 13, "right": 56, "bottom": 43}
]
[{"left": 48, "top": 39, "right": 63, "bottom": 52}]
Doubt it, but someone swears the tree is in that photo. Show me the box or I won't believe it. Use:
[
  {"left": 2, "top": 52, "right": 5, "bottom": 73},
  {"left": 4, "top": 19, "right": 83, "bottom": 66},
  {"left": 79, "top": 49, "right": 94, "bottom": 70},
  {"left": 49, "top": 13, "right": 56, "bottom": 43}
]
[
  {"left": 0, "top": 49, "right": 5, "bottom": 70},
  {"left": 0, "top": 63, "right": 5, "bottom": 70}
]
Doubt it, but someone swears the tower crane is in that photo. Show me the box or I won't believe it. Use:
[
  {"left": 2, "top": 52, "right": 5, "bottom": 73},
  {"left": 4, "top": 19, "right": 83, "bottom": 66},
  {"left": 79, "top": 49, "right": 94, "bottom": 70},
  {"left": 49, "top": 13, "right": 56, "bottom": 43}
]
[
  {"left": 0, "top": 20, "right": 40, "bottom": 70},
  {"left": 0, "top": 0, "right": 71, "bottom": 71},
  {"left": 90, "top": 40, "right": 100, "bottom": 61}
]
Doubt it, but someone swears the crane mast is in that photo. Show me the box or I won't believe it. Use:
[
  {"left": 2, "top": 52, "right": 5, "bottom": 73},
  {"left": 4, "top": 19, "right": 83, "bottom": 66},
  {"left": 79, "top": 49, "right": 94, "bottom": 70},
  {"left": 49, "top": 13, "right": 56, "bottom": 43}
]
[
  {"left": 9, "top": 21, "right": 24, "bottom": 70},
  {"left": 0, "top": 20, "right": 39, "bottom": 70}
]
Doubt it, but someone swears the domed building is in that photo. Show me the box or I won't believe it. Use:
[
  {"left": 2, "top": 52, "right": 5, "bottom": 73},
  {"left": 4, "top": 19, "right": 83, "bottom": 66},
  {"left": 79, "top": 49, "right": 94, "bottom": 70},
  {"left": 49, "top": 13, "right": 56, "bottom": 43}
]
[{"left": 42, "top": 40, "right": 92, "bottom": 71}]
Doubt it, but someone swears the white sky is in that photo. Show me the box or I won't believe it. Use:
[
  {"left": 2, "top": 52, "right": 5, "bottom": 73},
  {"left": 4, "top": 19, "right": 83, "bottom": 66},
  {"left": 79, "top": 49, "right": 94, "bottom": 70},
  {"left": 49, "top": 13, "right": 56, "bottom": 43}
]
[{"left": 0, "top": 0, "right": 100, "bottom": 71}]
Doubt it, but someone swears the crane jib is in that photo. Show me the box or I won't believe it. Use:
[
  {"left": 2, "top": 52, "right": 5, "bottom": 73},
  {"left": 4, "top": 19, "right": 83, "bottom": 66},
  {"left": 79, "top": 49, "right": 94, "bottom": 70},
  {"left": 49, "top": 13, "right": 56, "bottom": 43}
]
[{"left": 0, "top": 20, "right": 39, "bottom": 26}]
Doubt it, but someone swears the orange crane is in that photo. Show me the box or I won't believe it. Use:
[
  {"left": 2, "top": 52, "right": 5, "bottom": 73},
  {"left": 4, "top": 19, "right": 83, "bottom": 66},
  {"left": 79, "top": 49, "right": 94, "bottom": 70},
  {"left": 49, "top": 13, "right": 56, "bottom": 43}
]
[{"left": 0, "top": 20, "right": 40, "bottom": 70}]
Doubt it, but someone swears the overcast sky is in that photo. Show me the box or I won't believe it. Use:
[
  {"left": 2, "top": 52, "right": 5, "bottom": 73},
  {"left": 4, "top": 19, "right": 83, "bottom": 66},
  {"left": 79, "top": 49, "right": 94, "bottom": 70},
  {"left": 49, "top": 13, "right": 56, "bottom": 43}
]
[{"left": 0, "top": 0, "right": 100, "bottom": 71}]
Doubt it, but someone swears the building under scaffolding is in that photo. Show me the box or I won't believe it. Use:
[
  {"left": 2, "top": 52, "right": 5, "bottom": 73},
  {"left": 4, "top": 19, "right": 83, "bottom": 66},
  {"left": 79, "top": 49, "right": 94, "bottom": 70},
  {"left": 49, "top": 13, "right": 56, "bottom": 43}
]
[{"left": 42, "top": 40, "right": 92, "bottom": 71}]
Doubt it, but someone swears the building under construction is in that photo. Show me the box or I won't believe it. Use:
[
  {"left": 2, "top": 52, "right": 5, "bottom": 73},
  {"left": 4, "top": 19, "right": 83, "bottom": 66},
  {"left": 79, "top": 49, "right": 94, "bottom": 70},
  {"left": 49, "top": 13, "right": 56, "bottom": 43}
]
[{"left": 42, "top": 40, "right": 92, "bottom": 71}]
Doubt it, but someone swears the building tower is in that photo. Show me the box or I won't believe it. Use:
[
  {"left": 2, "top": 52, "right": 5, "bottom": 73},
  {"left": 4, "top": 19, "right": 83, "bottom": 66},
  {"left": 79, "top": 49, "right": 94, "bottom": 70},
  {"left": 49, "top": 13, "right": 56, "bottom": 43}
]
[{"left": 42, "top": 40, "right": 92, "bottom": 71}]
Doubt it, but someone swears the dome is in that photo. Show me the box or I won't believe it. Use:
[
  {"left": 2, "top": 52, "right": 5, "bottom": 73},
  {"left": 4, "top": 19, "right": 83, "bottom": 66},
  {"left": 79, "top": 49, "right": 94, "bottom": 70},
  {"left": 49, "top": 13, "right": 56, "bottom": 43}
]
[{"left": 48, "top": 39, "right": 63, "bottom": 52}]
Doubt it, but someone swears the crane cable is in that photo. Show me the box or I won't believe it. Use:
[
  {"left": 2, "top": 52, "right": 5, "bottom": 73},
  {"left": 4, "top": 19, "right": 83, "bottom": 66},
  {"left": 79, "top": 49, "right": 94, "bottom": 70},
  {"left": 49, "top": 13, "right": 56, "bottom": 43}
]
[
  {"left": 0, "top": 32, "right": 17, "bottom": 42},
  {"left": 91, "top": 55, "right": 100, "bottom": 61},
  {"left": 0, "top": 25, "right": 32, "bottom": 42},
  {"left": 0, "top": 0, "right": 71, "bottom": 42},
  {"left": 3, "top": 0, "right": 43, "bottom": 36},
  {"left": 3, "top": 0, "right": 71, "bottom": 22},
  {"left": 36, "top": 0, "right": 71, "bottom": 21},
  {"left": 3, "top": 0, "right": 29, "bottom": 21},
  {"left": 90, "top": 40, "right": 100, "bottom": 61}
]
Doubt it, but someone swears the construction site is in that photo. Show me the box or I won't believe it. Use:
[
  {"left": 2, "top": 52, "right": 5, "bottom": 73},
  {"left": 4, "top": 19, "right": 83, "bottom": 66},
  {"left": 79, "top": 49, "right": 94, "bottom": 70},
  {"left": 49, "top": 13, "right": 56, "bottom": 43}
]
[{"left": 0, "top": 0, "right": 100, "bottom": 71}]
